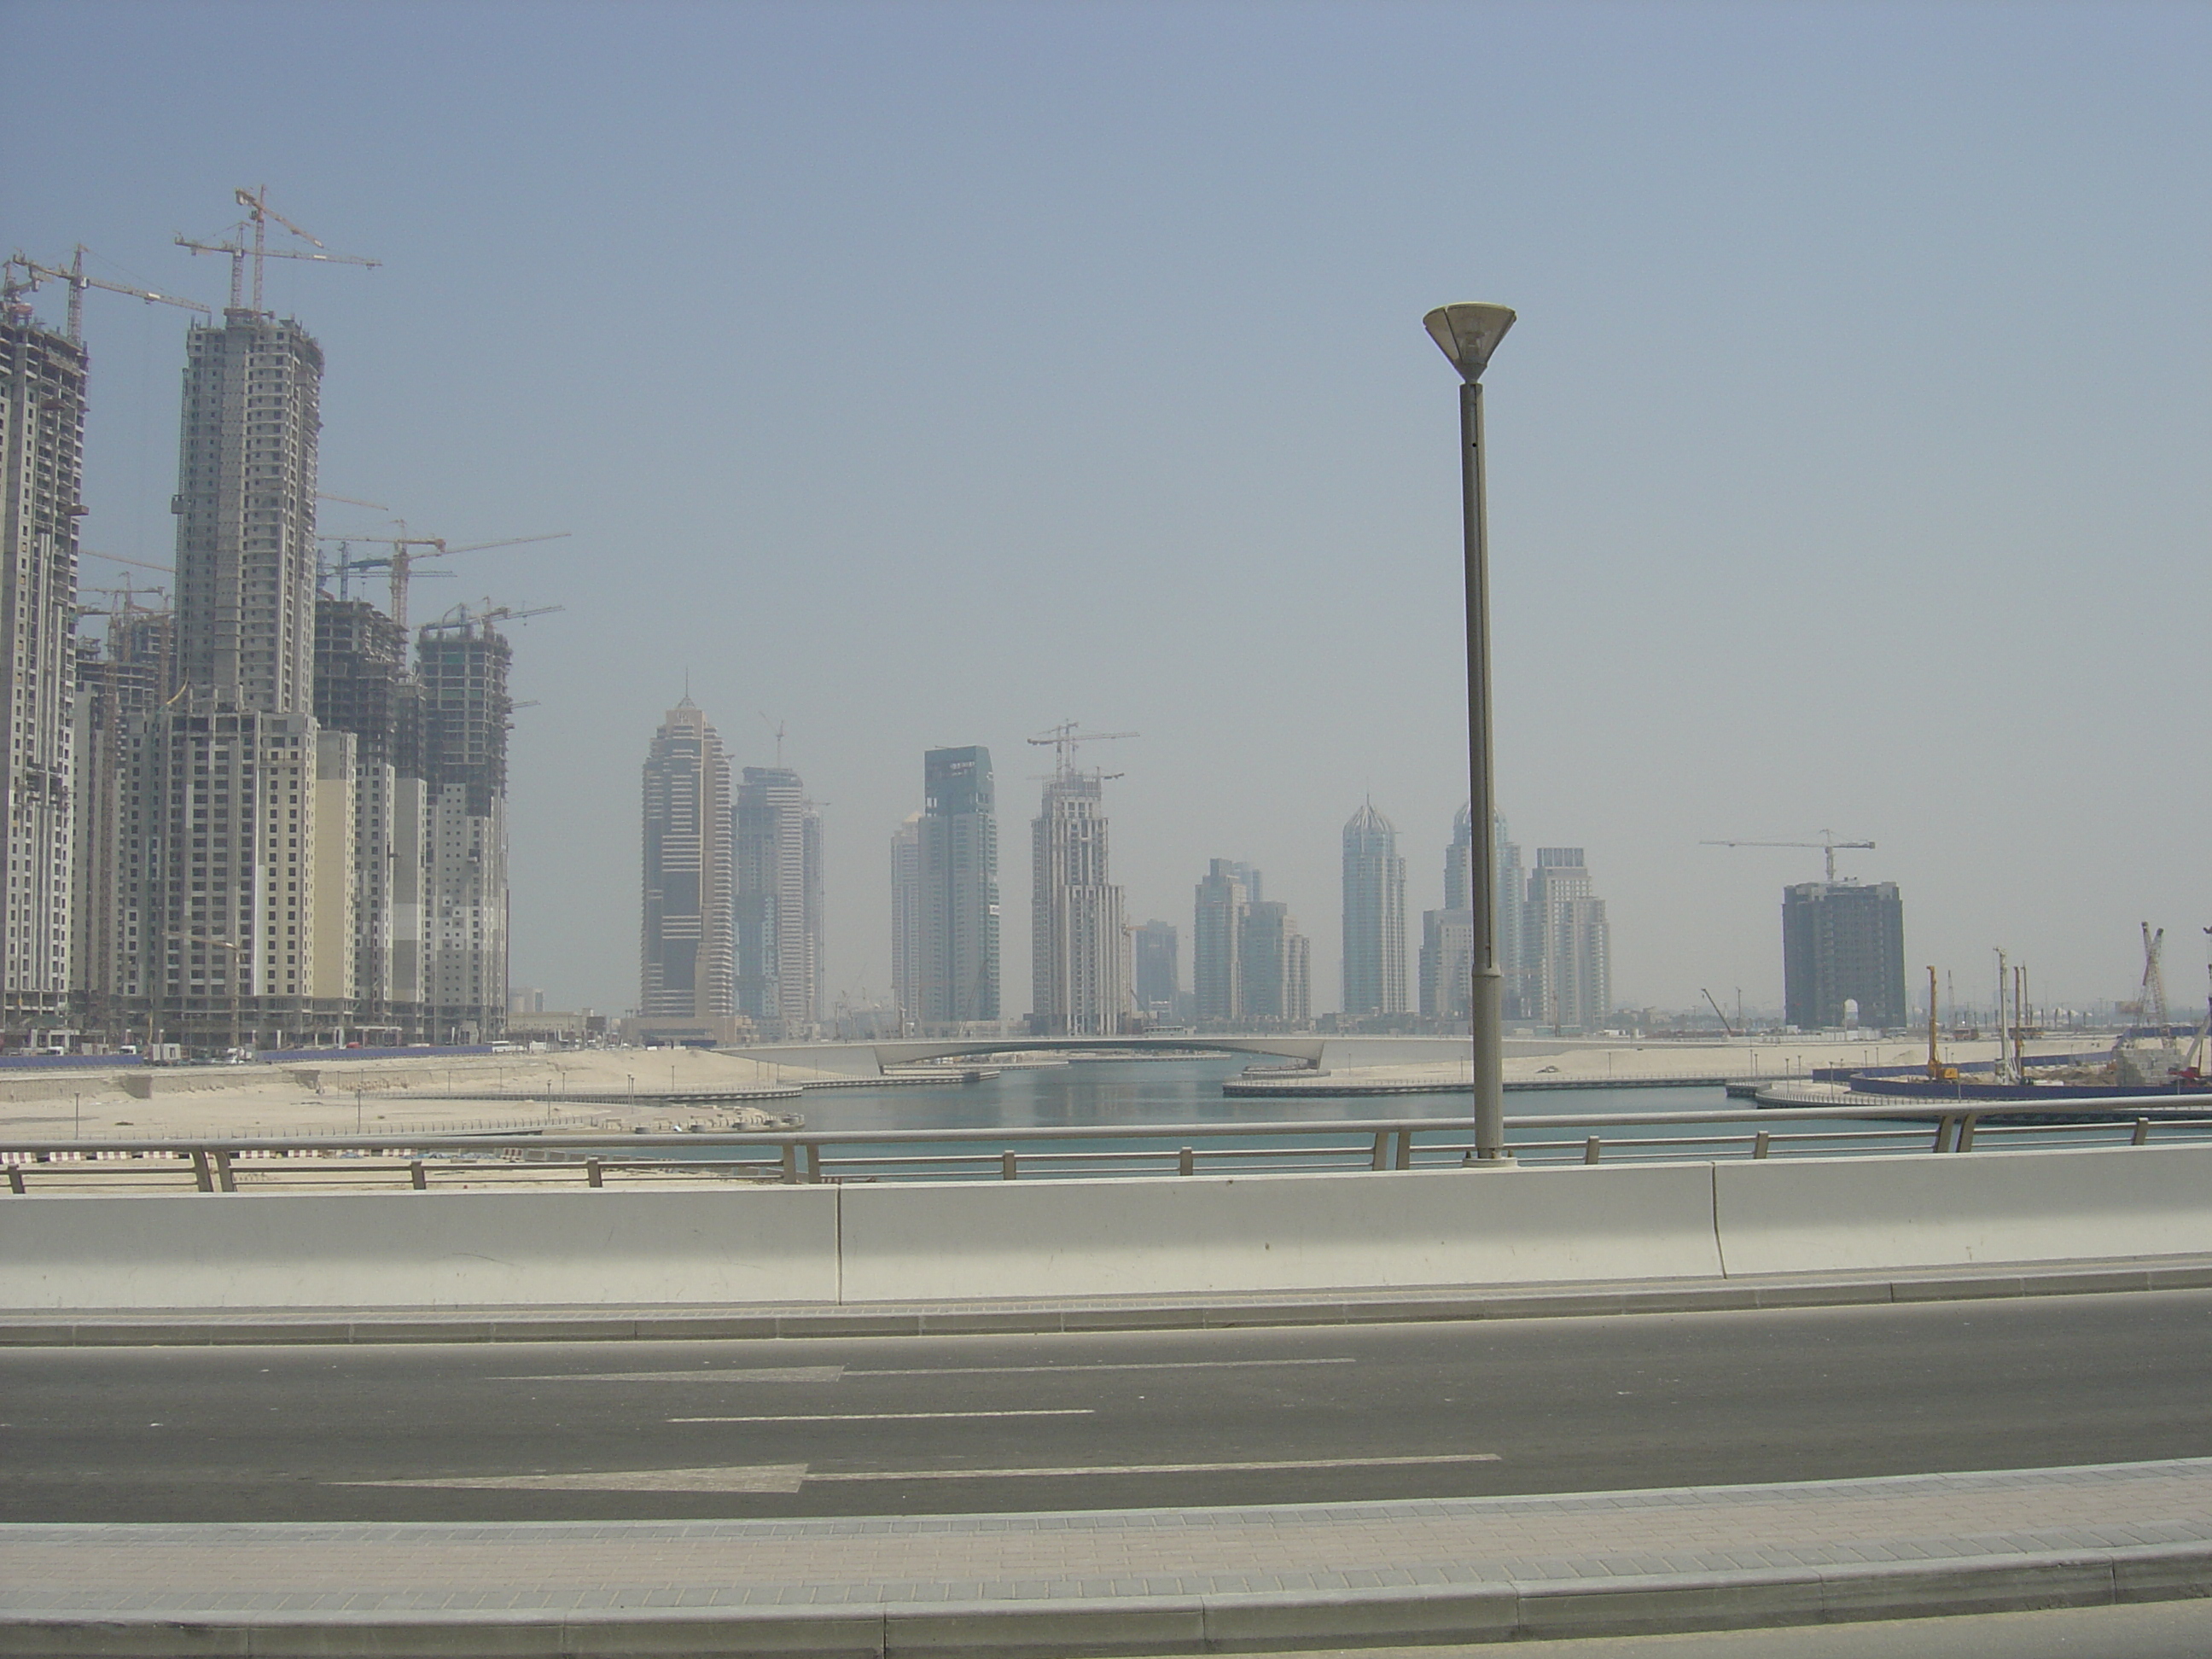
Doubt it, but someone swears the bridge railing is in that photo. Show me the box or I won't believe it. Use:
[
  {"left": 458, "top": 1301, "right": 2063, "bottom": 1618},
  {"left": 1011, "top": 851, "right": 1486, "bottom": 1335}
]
[{"left": 3, "top": 1100, "right": 2209, "bottom": 1192}]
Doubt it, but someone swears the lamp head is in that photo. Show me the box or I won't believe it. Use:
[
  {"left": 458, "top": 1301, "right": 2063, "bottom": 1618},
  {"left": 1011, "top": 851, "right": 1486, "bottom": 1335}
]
[{"left": 1423, "top": 303, "right": 1516, "bottom": 381}]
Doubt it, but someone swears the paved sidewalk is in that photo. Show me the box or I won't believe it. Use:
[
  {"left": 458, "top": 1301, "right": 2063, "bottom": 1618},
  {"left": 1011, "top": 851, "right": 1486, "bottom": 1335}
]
[{"left": 4, "top": 1458, "right": 2209, "bottom": 1653}]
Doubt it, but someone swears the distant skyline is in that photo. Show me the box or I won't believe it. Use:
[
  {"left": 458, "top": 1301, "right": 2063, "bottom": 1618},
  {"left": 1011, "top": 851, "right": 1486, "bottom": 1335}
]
[{"left": 6, "top": 0, "right": 2206, "bottom": 1015}]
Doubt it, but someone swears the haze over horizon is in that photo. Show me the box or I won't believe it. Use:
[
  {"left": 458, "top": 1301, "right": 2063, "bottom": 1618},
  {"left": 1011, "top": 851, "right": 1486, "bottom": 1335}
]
[{"left": 7, "top": 0, "right": 2206, "bottom": 1021}]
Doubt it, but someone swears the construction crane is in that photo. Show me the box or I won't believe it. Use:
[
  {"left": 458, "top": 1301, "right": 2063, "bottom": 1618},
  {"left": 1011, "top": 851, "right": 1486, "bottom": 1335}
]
[
  {"left": 317, "top": 529, "right": 570, "bottom": 630},
  {"left": 1701, "top": 830, "right": 1876, "bottom": 884},
  {"left": 176, "top": 185, "right": 378, "bottom": 314},
  {"left": 422, "top": 600, "right": 563, "bottom": 633},
  {"left": 1699, "top": 988, "right": 1737, "bottom": 1038},
  {"left": 1027, "top": 721, "right": 1138, "bottom": 776},
  {"left": 3, "top": 247, "right": 212, "bottom": 341},
  {"left": 80, "top": 550, "right": 171, "bottom": 576}
]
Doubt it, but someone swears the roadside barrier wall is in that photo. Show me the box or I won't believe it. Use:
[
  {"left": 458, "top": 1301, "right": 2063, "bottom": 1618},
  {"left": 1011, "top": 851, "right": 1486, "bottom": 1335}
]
[
  {"left": 1714, "top": 1142, "right": 2212, "bottom": 1277},
  {"left": 5, "top": 1144, "right": 2212, "bottom": 1311}
]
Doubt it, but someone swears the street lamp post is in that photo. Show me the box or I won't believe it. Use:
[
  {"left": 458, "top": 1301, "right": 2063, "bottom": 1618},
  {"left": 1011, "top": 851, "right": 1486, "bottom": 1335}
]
[{"left": 1423, "top": 302, "right": 1516, "bottom": 1162}]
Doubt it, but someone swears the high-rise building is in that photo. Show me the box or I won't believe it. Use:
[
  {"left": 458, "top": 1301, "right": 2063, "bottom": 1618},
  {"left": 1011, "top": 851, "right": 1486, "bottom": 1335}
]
[
  {"left": 1240, "top": 899, "right": 1310, "bottom": 1027},
  {"left": 314, "top": 597, "right": 425, "bottom": 1035},
  {"left": 1526, "top": 848, "right": 1610, "bottom": 1034},
  {"left": 125, "top": 310, "right": 358, "bottom": 1049},
  {"left": 1782, "top": 881, "right": 1906, "bottom": 1031},
  {"left": 416, "top": 610, "right": 511, "bottom": 1040},
  {"left": 1493, "top": 812, "right": 1528, "bottom": 1022},
  {"left": 1422, "top": 806, "right": 1477, "bottom": 1026},
  {"left": 736, "top": 765, "right": 821, "bottom": 1035},
  {"left": 1192, "top": 859, "right": 1249, "bottom": 1025},
  {"left": 917, "top": 745, "right": 998, "bottom": 1027},
  {"left": 640, "top": 697, "right": 734, "bottom": 1030},
  {"left": 1031, "top": 767, "right": 1126, "bottom": 1036},
  {"left": 3, "top": 309, "right": 86, "bottom": 1036},
  {"left": 1133, "top": 920, "right": 1179, "bottom": 1022},
  {"left": 1341, "top": 803, "right": 1406, "bottom": 1018},
  {"left": 70, "top": 610, "right": 172, "bottom": 1035},
  {"left": 889, "top": 813, "right": 922, "bottom": 1026}
]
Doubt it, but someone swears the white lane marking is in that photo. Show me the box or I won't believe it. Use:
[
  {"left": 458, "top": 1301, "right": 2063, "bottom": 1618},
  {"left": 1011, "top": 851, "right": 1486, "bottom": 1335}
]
[
  {"left": 668, "top": 1409, "right": 1094, "bottom": 1423},
  {"left": 340, "top": 1464, "right": 809, "bottom": 1493},
  {"left": 498, "top": 1367, "right": 846, "bottom": 1383},
  {"left": 856, "top": 1358, "right": 1358, "bottom": 1377},
  {"left": 808, "top": 1452, "right": 1503, "bottom": 1482}
]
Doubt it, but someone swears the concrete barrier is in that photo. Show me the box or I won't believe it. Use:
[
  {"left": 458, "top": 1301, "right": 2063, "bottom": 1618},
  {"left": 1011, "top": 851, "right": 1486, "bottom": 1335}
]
[
  {"left": 9, "top": 1145, "right": 2212, "bottom": 1313},
  {"left": 1715, "top": 1143, "right": 2212, "bottom": 1278},
  {"left": 838, "top": 1164, "right": 1723, "bottom": 1301},
  {"left": 0, "top": 1186, "right": 839, "bottom": 1310}
]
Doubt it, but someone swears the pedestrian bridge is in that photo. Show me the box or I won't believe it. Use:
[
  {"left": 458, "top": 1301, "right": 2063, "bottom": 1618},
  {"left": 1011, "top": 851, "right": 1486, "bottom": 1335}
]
[{"left": 739, "top": 1033, "right": 1475, "bottom": 1078}]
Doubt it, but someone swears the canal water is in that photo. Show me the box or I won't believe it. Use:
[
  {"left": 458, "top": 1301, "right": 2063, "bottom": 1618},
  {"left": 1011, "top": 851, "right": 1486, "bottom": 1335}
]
[{"left": 733, "top": 1057, "right": 1917, "bottom": 1179}]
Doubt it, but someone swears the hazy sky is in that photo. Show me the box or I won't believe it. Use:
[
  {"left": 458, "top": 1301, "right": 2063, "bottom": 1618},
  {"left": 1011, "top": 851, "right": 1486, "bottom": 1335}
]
[{"left": 6, "top": 0, "right": 2207, "bottom": 1019}]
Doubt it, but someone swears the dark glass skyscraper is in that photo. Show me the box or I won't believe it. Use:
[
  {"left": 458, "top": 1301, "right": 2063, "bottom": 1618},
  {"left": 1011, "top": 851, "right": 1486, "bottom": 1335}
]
[
  {"left": 918, "top": 745, "right": 998, "bottom": 1026},
  {"left": 1783, "top": 881, "right": 1906, "bottom": 1030}
]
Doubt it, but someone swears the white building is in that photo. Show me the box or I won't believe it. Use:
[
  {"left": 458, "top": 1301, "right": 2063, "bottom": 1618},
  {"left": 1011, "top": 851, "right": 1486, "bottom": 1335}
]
[{"left": 1032, "top": 769, "right": 1126, "bottom": 1036}]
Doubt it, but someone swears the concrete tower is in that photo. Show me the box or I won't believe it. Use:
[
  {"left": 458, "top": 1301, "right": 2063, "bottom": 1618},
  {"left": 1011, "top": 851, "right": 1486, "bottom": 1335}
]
[
  {"left": 416, "top": 611, "right": 512, "bottom": 1041},
  {"left": 640, "top": 698, "right": 735, "bottom": 1033},
  {"left": 1527, "top": 848, "right": 1611, "bottom": 1035},
  {"left": 1, "top": 308, "right": 85, "bottom": 1037},
  {"left": 1192, "top": 859, "right": 1249, "bottom": 1026},
  {"left": 1031, "top": 768, "right": 1126, "bottom": 1037},
  {"left": 1341, "top": 802, "right": 1406, "bottom": 1018},
  {"left": 889, "top": 813, "right": 923, "bottom": 1027}
]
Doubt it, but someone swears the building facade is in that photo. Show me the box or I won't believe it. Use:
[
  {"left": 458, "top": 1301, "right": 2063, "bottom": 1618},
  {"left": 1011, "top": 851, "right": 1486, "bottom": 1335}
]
[
  {"left": 640, "top": 698, "right": 735, "bottom": 1030},
  {"left": 1031, "top": 768, "right": 1126, "bottom": 1036},
  {"left": 416, "top": 611, "right": 510, "bottom": 1041},
  {"left": 1526, "top": 847, "right": 1610, "bottom": 1034},
  {"left": 1192, "top": 859, "right": 1249, "bottom": 1025},
  {"left": 69, "top": 611, "right": 172, "bottom": 1035},
  {"left": 1782, "top": 880, "right": 1906, "bottom": 1030},
  {"left": 1341, "top": 802, "right": 1406, "bottom": 1018},
  {"left": 1133, "top": 919, "right": 1178, "bottom": 1023},
  {"left": 1240, "top": 899, "right": 1310, "bottom": 1027},
  {"left": 736, "top": 765, "right": 821, "bottom": 1036},
  {"left": 889, "top": 813, "right": 922, "bottom": 1026},
  {"left": 2, "top": 311, "right": 86, "bottom": 1036},
  {"left": 917, "top": 745, "right": 998, "bottom": 1027}
]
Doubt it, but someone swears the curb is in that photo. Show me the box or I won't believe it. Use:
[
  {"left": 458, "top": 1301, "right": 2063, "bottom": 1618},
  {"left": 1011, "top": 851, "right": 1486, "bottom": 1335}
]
[
  {"left": 1, "top": 1543, "right": 2205, "bottom": 1655},
  {"left": 5, "top": 1255, "right": 2212, "bottom": 1347}
]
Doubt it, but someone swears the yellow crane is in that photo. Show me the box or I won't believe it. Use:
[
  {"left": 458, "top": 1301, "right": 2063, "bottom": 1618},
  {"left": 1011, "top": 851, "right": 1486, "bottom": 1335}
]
[
  {"left": 1701, "top": 830, "right": 1876, "bottom": 884},
  {"left": 3, "top": 247, "right": 212, "bottom": 341},
  {"left": 316, "top": 529, "right": 570, "bottom": 630},
  {"left": 175, "top": 185, "right": 378, "bottom": 313}
]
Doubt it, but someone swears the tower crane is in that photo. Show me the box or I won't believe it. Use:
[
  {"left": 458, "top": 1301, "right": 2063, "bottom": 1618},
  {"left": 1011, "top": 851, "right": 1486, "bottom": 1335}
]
[
  {"left": 4, "top": 247, "right": 212, "bottom": 341},
  {"left": 175, "top": 185, "right": 378, "bottom": 314},
  {"left": 80, "top": 550, "right": 172, "bottom": 576},
  {"left": 1701, "top": 830, "right": 1876, "bottom": 884},
  {"left": 1027, "top": 722, "right": 1138, "bottom": 777},
  {"left": 422, "top": 601, "right": 564, "bottom": 635},
  {"left": 316, "top": 529, "right": 570, "bottom": 629}
]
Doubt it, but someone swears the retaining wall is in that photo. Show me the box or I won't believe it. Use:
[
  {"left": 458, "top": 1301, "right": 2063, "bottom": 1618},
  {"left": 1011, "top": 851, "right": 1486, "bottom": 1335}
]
[{"left": 4, "top": 1144, "right": 2210, "bottom": 1311}]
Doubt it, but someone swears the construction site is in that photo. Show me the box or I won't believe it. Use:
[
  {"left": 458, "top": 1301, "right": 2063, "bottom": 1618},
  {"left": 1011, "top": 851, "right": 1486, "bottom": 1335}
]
[{"left": 3, "top": 190, "right": 565, "bottom": 1055}]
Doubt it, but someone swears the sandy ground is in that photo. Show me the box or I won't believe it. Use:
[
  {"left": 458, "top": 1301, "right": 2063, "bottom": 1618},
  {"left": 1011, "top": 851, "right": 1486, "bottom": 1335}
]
[{"left": 0, "top": 1046, "right": 825, "bottom": 1144}]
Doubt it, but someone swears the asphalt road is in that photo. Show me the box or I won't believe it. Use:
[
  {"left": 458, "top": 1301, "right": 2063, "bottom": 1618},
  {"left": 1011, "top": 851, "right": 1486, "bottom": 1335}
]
[{"left": 6, "top": 1289, "right": 2212, "bottom": 1523}]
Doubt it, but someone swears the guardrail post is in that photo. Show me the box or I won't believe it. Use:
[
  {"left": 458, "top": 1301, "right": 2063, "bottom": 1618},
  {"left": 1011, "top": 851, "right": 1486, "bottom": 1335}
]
[
  {"left": 2133, "top": 1118, "right": 2152, "bottom": 1146},
  {"left": 210, "top": 1150, "right": 236, "bottom": 1193},
  {"left": 1178, "top": 1146, "right": 1195, "bottom": 1176},
  {"left": 1753, "top": 1130, "right": 1772, "bottom": 1160},
  {"left": 1394, "top": 1130, "right": 1413, "bottom": 1170},
  {"left": 1000, "top": 1150, "right": 1018, "bottom": 1180},
  {"left": 1957, "top": 1114, "right": 1979, "bottom": 1153},
  {"left": 779, "top": 1143, "right": 800, "bottom": 1185},
  {"left": 1583, "top": 1136, "right": 1602, "bottom": 1165},
  {"left": 586, "top": 1158, "right": 603, "bottom": 1188},
  {"left": 1933, "top": 1115, "right": 1958, "bottom": 1155},
  {"left": 190, "top": 1149, "right": 215, "bottom": 1193},
  {"left": 1371, "top": 1132, "right": 1389, "bottom": 1171},
  {"left": 409, "top": 1161, "right": 427, "bottom": 1190},
  {"left": 5, "top": 1164, "right": 22, "bottom": 1195},
  {"left": 804, "top": 1144, "right": 824, "bottom": 1184}
]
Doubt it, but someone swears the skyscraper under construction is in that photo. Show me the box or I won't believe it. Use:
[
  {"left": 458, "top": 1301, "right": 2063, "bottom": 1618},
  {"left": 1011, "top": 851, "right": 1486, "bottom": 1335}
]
[
  {"left": 1, "top": 300, "right": 85, "bottom": 1038},
  {"left": 1032, "top": 767, "right": 1126, "bottom": 1037}
]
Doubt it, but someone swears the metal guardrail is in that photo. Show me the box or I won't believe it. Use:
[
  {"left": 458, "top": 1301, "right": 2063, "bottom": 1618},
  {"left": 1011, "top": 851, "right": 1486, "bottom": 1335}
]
[{"left": 3, "top": 1101, "right": 2211, "bottom": 1193}]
